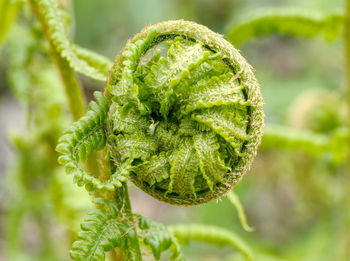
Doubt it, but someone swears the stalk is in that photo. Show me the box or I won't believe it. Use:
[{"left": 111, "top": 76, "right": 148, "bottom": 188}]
[
  {"left": 113, "top": 182, "right": 142, "bottom": 260},
  {"left": 344, "top": 0, "right": 350, "bottom": 258},
  {"left": 29, "top": 0, "right": 86, "bottom": 120},
  {"left": 28, "top": 2, "right": 139, "bottom": 259}
]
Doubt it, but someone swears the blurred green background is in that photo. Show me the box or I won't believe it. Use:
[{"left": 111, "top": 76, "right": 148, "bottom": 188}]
[{"left": 0, "top": 0, "right": 348, "bottom": 260}]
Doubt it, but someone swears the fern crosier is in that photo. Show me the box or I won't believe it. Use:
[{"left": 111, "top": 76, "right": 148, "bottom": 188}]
[
  {"left": 57, "top": 20, "right": 264, "bottom": 205},
  {"left": 106, "top": 20, "right": 263, "bottom": 205}
]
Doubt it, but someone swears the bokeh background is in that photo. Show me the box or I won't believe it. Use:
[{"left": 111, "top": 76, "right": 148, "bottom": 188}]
[{"left": 0, "top": 0, "right": 348, "bottom": 260}]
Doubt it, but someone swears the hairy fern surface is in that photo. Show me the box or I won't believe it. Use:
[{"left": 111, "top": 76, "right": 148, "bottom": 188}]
[
  {"left": 106, "top": 20, "right": 264, "bottom": 205},
  {"left": 70, "top": 198, "right": 134, "bottom": 261},
  {"left": 227, "top": 8, "right": 344, "bottom": 46},
  {"left": 30, "top": 0, "right": 112, "bottom": 81}
]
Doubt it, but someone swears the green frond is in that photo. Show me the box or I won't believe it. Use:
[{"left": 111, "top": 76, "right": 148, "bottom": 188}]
[
  {"left": 169, "top": 224, "right": 254, "bottom": 261},
  {"left": 31, "top": 0, "right": 112, "bottom": 81},
  {"left": 56, "top": 91, "right": 111, "bottom": 193},
  {"left": 70, "top": 198, "right": 131, "bottom": 261},
  {"left": 226, "top": 8, "right": 344, "bottom": 47},
  {"left": 227, "top": 190, "right": 255, "bottom": 232},
  {"left": 136, "top": 215, "right": 184, "bottom": 260},
  {"left": 261, "top": 125, "right": 330, "bottom": 156},
  {"left": 73, "top": 44, "right": 113, "bottom": 77},
  {"left": 262, "top": 125, "right": 350, "bottom": 164}
]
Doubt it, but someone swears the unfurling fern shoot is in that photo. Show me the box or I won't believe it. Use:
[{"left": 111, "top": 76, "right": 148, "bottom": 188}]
[{"left": 57, "top": 20, "right": 264, "bottom": 206}]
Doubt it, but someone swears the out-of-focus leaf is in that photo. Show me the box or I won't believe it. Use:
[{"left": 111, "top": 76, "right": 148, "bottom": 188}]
[
  {"left": 226, "top": 8, "right": 344, "bottom": 47},
  {"left": 0, "top": 0, "right": 21, "bottom": 49}
]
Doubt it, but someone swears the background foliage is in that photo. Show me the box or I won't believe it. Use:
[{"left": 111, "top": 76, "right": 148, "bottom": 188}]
[{"left": 0, "top": 0, "right": 349, "bottom": 260}]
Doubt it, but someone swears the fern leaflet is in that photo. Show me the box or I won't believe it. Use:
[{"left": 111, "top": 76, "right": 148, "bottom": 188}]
[
  {"left": 136, "top": 215, "right": 184, "bottom": 260},
  {"left": 70, "top": 198, "right": 133, "bottom": 261},
  {"left": 31, "top": 0, "right": 112, "bottom": 81},
  {"left": 56, "top": 91, "right": 117, "bottom": 193}
]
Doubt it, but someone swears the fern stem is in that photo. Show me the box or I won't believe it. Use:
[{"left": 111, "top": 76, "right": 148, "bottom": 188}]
[
  {"left": 113, "top": 182, "right": 142, "bottom": 260},
  {"left": 169, "top": 224, "right": 254, "bottom": 260},
  {"left": 346, "top": 0, "right": 350, "bottom": 130},
  {"left": 344, "top": 0, "right": 350, "bottom": 257},
  {"left": 29, "top": 0, "right": 86, "bottom": 120}
]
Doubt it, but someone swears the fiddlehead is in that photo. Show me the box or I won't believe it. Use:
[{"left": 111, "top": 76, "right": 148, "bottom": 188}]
[
  {"left": 57, "top": 20, "right": 264, "bottom": 204},
  {"left": 105, "top": 20, "right": 264, "bottom": 205}
]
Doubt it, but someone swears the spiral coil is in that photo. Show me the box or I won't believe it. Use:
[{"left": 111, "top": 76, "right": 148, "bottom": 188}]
[{"left": 104, "top": 20, "right": 264, "bottom": 205}]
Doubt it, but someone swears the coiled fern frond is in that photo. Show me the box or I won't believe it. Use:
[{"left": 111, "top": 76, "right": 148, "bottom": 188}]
[
  {"left": 57, "top": 20, "right": 264, "bottom": 205},
  {"left": 105, "top": 20, "right": 264, "bottom": 205}
]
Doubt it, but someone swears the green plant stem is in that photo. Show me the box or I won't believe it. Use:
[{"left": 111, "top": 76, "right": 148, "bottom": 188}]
[
  {"left": 29, "top": 0, "right": 104, "bottom": 177},
  {"left": 169, "top": 224, "right": 254, "bottom": 261},
  {"left": 344, "top": 0, "right": 350, "bottom": 258},
  {"left": 29, "top": 0, "right": 86, "bottom": 120},
  {"left": 113, "top": 182, "right": 142, "bottom": 260}
]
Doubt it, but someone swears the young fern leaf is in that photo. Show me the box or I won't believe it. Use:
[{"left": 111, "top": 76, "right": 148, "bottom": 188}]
[
  {"left": 136, "top": 215, "right": 184, "bottom": 260},
  {"left": 106, "top": 20, "right": 264, "bottom": 205},
  {"left": 56, "top": 91, "right": 114, "bottom": 192},
  {"left": 168, "top": 224, "right": 254, "bottom": 261},
  {"left": 226, "top": 8, "right": 344, "bottom": 47},
  {"left": 70, "top": 198, "right": 132, "bottom": 261},
  {"left": 30, "top": 0, "right": 111, "bottom": 81}
]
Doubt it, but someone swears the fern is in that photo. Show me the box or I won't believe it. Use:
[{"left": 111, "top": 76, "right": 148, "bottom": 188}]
[
  {"left": 30, "top": 0, "right": 112, "bottom": 81},
  {"left": 56, "top": 91, "right": 115, "bottom": 193},
  {"left": 226, "top": 8, "right": 344, "bottom": 47},
  {"left": 169, "top": 224, "right": 254, "bottom": 261},
  {"left": 106, "top": 21, "right": 263, "bottom": 205},
  {"left": 136, "top": 215, "right": 184, "bottom": 260},
  {"left": 73, "top": 44, "right": 113, "bottom": 77},
  {"left": 70, "top": 198, "right": 134, "bottom": 261}
]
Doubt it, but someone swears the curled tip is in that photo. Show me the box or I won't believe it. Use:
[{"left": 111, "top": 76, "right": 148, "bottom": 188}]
[{"left": 105, "top": 20, "right": 263, "bottom": 205}]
